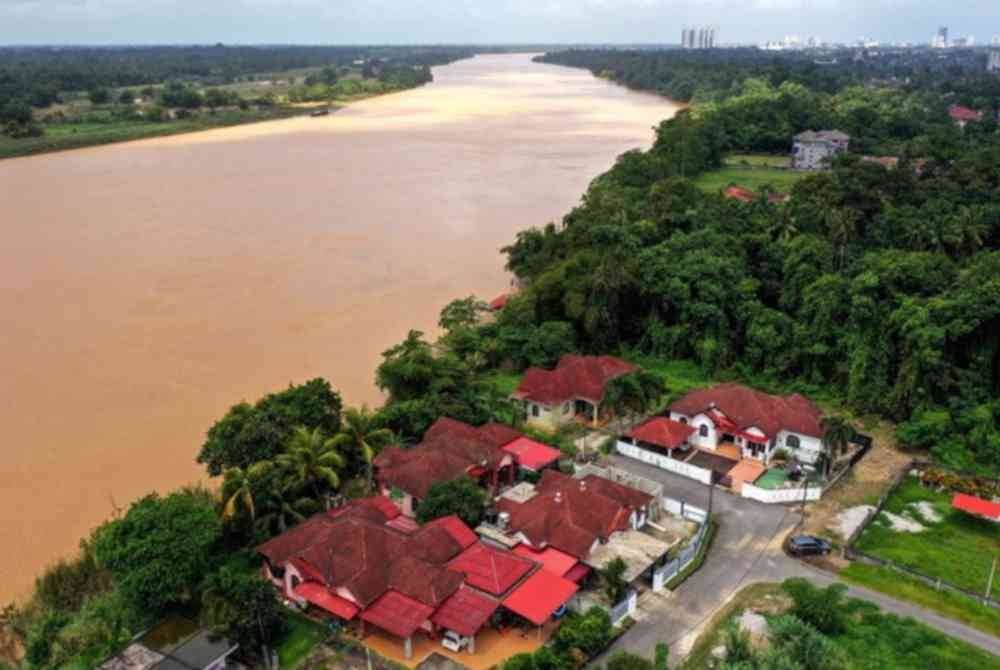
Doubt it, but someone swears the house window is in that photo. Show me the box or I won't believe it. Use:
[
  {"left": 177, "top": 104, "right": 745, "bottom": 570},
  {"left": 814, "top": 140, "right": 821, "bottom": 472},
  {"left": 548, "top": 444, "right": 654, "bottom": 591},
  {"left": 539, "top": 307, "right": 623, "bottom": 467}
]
[
  {"left": 699, "top": 424, "right": 708, "bottom": 437},
  {"left": 786, "top": 435, "right": 800, "bottom": 449},
  {"left": 531, "top": 404, "right": 540, "bottom": 418},
  {"left": 679, "top": 417, "right": 688, "bottom": 424}
]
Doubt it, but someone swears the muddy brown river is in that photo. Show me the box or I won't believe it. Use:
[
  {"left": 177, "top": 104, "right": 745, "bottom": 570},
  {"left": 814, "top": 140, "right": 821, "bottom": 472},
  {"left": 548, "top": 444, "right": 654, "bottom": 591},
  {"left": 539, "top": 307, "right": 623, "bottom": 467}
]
[{"left": 0, "top": 53, "right": 678, "bottom": 602}]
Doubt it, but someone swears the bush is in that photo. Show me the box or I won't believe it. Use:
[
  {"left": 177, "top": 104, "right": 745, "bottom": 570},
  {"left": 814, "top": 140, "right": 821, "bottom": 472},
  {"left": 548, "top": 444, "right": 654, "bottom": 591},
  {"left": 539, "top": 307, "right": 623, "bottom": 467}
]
[
  {"left": 553, "top": 606, "right": 612, "bottom": 659},
  {"left": 606, "top": 651, "right": 653, "bottom": 670},
  {"left": 782, "top": 578, "right": 848, "bottom": 635},
  {"left": 34, "top": 536, "right": 112, "bottom": 614},
  {"left": 415, "top": 477, "right": 487, "bottom": 526}
]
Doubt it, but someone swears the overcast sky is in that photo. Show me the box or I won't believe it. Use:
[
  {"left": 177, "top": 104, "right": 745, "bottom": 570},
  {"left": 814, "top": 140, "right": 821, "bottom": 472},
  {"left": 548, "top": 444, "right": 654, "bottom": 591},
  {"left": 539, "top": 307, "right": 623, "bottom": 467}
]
[{"left": 1, "top": 0, "right": 998, "bottom": 46}]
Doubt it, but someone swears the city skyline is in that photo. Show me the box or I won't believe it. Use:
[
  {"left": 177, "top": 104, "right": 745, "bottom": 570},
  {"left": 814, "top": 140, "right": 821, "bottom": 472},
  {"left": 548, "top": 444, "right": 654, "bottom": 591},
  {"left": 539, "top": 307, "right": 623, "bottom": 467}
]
[{"left": 0, "top": 0, "right": 998, "bottom": 45}]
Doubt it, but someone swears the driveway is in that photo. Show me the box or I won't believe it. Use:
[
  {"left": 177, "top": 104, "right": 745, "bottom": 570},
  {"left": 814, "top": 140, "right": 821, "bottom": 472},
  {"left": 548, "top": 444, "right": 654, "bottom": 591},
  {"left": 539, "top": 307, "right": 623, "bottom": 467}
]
[{"left": 596, "top": 455, "right": 1000, "bottom": 666}]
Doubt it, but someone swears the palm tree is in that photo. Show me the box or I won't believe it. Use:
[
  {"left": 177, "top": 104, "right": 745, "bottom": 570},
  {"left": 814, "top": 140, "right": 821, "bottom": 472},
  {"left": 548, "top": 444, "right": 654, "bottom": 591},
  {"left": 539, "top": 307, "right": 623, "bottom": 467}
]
[
  {"left": 332, "top": 406, "right": 394, "bottom": 493},
  {"left": 220, "top": 462, "right": 271, "bottom": 521},
  {"left": 277, "top": 426, "right": 345, "bottom": 504},
  {"left": 770, "top": 209, "right": 800, "bottom": 243},
  {"left": 255, "top": 481, "right": 318, "bottom": 536},
  {"left": 824, "top": 208, "right": 859, "bottom": 270},
  {"left": 821, "top": 415, "right": 855, "bottom": 478}
]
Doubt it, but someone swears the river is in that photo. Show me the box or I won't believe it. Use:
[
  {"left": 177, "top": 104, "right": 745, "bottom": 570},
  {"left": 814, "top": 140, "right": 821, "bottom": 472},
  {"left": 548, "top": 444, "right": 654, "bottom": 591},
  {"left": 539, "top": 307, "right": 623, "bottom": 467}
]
[{"left": 0, "top": 53, "right": 678, "bottom": 602}]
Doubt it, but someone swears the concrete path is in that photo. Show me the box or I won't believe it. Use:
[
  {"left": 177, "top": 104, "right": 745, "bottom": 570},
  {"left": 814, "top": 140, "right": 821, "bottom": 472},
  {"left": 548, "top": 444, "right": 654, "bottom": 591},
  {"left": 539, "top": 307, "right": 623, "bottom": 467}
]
[{"left": 595, "top": 455, "right": 1000, "bottom": 667}]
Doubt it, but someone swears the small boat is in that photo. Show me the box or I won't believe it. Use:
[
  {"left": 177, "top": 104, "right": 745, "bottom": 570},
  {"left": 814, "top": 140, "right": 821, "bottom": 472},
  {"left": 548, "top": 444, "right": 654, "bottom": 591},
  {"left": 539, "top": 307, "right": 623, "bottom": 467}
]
[{"left": 310, "top": 108, "right": 330, "bottom": 117}]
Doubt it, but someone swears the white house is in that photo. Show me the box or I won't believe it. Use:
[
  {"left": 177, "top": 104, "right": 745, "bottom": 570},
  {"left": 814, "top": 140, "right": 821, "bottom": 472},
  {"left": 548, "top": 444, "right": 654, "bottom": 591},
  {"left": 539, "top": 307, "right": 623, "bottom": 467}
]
[
  {"left": 792, "top": 130, "right": 850, "bottom": 170},
  {"left": 667, "top": 383, "right": 825, "bottom": 465}
]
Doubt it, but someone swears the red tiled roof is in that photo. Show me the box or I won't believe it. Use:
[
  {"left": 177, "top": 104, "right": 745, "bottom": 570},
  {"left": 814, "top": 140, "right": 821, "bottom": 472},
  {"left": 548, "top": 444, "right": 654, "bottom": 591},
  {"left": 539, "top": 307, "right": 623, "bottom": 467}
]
[
  {"left": 498, "top": 470, "right": 648, "bottom": 559},
  {"left": 952, "top": 493, "right": 1000, "bottom": 521},
  {"left": 490, "top": 293, "right": 510, "bottom": 310},
  {"left": 502, "top": 437, "right": 562, "bottom": 471},
  {"left": 424, "top": 515, "right": 478, "bottom": 549},
  {"left": 670, "top": 383, "right": 823, "bottom": 439},
  {"left": 949, "top": 105, "right": 983, "bottom": 122},
  {"left": 447, "top": 542, "right": 535, "bottom": 597},
  {"left": 385, "top": 516, "right": 420, "bottom": 534},
  {"left": 512, "top": 545, "right": 578, "bottom": 578},
  {"left": 431, "top": 587, "right": 500, "bottom": 637},
  {"left": 374, "top": 418, "right": 522, "bottom": 499},
  {"left": 502, "top": 570, "right": 578, "bottom": 626},
  {"left": 628, "top": 417, "right": 695, "bottom": 450},
  {"left": 294, "top": 582, "right": 360, "bottom": 620},
  {"left": 563, "top": 562, "right": 591, "bottom": 584},
  {"left": 514, "top": 355, "right": 636, "bottom": 405},
  {"left": 361, "top": 590, "right": 435, "bottom": 639},
  {"left": 724, "top": 185, "right": 756, "bottom": 203}
]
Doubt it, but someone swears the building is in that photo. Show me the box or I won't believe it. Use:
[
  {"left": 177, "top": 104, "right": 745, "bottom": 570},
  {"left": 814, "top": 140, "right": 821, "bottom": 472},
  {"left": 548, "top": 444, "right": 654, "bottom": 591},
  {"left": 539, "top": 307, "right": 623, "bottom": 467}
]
[
  {"left": 374, "top": 417, "right": 561, "bottom": 516},
  {"left": 933, "top": 26, "right": 949, "bottom": 49},
  {"left": 791, "top": 130, "right": 850, "bottom": 170},
  {"left": 666, "top": 383, "right": 825, "bottom": 465},
  {"left": 948, "top": 104, "right": 984, "bottom": 128},
  {"left": 99, "top": 616, "right": 238, "bottom": 670},
  {"left": 988, "top": 51, "right": 1000, "bottom": 73},
  {"left": 513, "top": 354, "right": 635, "bottom": 430},
  {"left": 682, "top": 26, "right": 716, "bottom": 49}
]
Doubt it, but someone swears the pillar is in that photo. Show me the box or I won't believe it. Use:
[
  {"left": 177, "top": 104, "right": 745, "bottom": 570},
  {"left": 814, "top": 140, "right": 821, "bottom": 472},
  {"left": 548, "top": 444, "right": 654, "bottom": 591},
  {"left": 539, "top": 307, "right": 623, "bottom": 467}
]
[
  {"left": 468, "top": 634, "right": 476, "bottom": 654},
  {"left": 592, "top": 402, "right": 599, "bottom": 427},
  {"left": 404, "top": 636, "right": 412, "bottom": 660}
]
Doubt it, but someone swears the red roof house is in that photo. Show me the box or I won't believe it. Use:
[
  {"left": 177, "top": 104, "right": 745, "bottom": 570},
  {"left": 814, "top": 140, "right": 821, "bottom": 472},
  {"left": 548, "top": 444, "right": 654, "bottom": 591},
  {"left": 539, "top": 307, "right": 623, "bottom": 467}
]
[
  {"left": 502, "top": 570, "right": 579, "bottom": 626},
  {"left": 514, "top": 355, "right": 636, "bottom": 428},
  {"left": 724, "top": 185, "right": 757, "bottom": 203},
  {"left": 949, "top": 104, "right": 984, "bottom": 126},
  {"left": 489, "top": 293, "right": 510, "bottom": 311},
  {"left": 627, "top": 417, "right": 695, "bottom": 453},
  {"left": 501, "top": 437, "right": 562, "bottom": 471},
  {"left": 447, "top": 542, "right": 535, "bottom": 596}
]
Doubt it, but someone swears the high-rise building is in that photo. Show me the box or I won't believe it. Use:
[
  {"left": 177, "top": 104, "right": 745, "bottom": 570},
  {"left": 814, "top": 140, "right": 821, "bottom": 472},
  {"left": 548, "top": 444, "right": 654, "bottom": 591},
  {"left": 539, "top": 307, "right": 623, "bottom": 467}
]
[
  {"left": 989, "top": 51, "right": 1000, "bottom": 73},
  {"left": 933, "top": 26, "right": 949, "bottom": 48},
  {"left": 682, "top": 25, "right": 718, "bottom": 49}
]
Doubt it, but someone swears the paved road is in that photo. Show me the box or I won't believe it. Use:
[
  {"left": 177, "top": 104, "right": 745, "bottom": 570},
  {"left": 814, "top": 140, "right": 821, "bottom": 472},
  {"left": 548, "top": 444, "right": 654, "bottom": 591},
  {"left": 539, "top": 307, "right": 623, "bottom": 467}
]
[{"left": 595, "top": 455, "right": 1000, "bottom": 667}]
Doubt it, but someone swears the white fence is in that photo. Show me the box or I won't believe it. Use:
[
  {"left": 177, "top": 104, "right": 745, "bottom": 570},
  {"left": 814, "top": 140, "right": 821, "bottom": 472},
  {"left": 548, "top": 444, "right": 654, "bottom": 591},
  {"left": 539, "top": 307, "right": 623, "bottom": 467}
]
[
  {"left": 609, "top": 590, "right": 638, "bottom": 625},
  {"left": 741, "top": 481, "right": 822, "bottom": 504},
  {"left": 661, "top": 496, "right": 708, "bottom": 524},
  {"left": 616, "top": 441, "right": 713, "bottom": 485},
  {"left": 652, "top": 519, "right": 710, "bottom": 591}
]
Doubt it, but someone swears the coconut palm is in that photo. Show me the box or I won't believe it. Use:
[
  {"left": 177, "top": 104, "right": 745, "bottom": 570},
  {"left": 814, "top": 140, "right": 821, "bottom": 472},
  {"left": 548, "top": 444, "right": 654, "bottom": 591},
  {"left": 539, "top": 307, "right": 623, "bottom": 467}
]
[
  {"left": 332, "top": 406, "right": 394, "bottom": 493},
  {"left": 821, "top": 415, "right": 855, "bottom": 478},
  {"left": 220, "top": 462, "right": 271, "bottom": 521},
  {"left": 604, "top": 370, "right": 665, "bottom": 429},
  {"left": 276, "top": 426, "right": 345, "bottom": 503},
  {"left": 255, "top": 482, "right": 318, "bottom": 537}
]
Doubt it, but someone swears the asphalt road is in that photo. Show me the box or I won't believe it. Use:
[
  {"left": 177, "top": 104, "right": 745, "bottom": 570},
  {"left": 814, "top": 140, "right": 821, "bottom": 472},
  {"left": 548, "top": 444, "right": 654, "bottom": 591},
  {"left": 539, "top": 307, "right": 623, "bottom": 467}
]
[{"left": 596, "top": 455, "right": 1000, "bottom": 667}]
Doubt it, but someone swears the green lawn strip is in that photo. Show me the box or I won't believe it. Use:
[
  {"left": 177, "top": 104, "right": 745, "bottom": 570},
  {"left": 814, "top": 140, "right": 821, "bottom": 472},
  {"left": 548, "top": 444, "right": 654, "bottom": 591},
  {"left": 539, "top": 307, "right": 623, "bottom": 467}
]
[
  {"left": 723, "top": 153, "right": 791, "bottom": 168},
  {"left": 275, "top": 610, "right": 328, "bottom": 669},
  {"left": 693, "top": 166, "right": 806, "bottom": 195},
  {"left": 753, "top": 469, "right": 788, "bottom": 490},
  {"left": 854, "top": 476, "right": 998, "bottom": 594},
  {"left": 841, "top": 562, "right": 1000, "bottom": 638}
]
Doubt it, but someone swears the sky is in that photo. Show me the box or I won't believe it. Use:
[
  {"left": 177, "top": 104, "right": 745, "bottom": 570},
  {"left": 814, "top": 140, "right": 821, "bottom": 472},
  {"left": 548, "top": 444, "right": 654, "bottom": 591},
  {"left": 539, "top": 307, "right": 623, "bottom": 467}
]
[{"left": 1, "top": 0, "right": 998, "bottom": 46}]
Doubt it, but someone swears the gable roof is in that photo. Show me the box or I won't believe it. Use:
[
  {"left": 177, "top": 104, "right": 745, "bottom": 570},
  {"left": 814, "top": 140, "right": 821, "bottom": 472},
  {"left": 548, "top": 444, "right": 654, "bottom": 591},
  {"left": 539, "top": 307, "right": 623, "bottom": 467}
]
[
  {"left": 948, "top": 105, "right": 983, "bottom": 122},
  {"left": 514, "top": 355, "right": 636, "bottom": 405},
  {"left": 374, "top": 417, "right": 522, "bottom": 499},
  {"left": 447, "top": 542, "right": 536, "bottom": 596},
  {"left": 669, "top": 383, "right": 823, "bottom": 439},
  {"left": 497, "top": 470, "right": 650, "bottom": 559}
]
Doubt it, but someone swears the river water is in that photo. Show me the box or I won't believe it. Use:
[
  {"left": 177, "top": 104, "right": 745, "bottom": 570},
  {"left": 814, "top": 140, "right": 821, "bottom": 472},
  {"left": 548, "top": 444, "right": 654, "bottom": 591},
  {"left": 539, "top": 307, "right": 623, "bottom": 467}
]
[{"left": 0, "top": 53, "right": 678, "bottom": 602}]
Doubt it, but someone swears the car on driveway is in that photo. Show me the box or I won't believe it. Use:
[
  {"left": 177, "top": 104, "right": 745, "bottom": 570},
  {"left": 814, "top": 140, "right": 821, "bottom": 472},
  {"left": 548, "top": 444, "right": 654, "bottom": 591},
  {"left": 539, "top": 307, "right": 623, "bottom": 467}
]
[{"left": 786, "top": 535, "right": 832, "bottom": 557}]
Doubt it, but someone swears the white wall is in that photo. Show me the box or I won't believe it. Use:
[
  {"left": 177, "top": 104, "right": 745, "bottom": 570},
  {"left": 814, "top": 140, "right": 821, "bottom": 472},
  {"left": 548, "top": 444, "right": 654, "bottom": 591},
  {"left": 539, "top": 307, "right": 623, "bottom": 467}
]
[
  {"left": 776, "top": 430, "right": 823, "bottom": 464},
  {"left": 741, "top": 482, "right": 822, "bottom": 503},
  {"left": 682, "top": 412, "right": 718, "bottom": 450},
  {"left": 616, "top": 441, "right": 713, "bottom": 485}
]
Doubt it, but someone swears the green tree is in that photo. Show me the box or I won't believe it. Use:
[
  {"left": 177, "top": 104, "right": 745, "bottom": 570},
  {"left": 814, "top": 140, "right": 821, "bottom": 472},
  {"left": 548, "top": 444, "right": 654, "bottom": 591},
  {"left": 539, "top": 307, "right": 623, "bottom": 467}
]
[
  {"left": 604, "top": 370, "right": 665, "bottom": 427},
  {"left": 276, "top": 426, "right": 345, "bottom": 502},
  {"left": 202, "top": 566, "right": 286, "bottom": 659},
  {"left": 415, "top": 477, "right": 487, "bottom": 526},
  {"left": 654, "top": 643, "right": 669, "bottom": 670},
  {"left": 820, "top": 415, "right": 854, "bottom": 477},
  {"left": 601, "top": 557, "right": 629, "bottom": 604},
  {"left": 553, "top": 607, "right": 612, "bottom": 658},
  {"left": 93, "top": 490, "right": 221, "bottom": 612},
  {"left": 220, "top": 463, "right": 271, "bottom": 521},
  {"left": 88, "top": 88, "right": 111, "bottom": 105},
  {"left": 332, "top": 405, "right": 394, "bottom": 491},
  {"left": 606, "top": 651, "right": 653, "bottom": 670}
]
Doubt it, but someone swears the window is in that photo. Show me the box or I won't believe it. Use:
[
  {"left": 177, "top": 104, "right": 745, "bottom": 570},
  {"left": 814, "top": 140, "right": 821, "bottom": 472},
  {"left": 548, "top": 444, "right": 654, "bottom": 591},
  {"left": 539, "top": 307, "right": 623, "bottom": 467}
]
[
  {"left": 699, "top": 424, "right": 708, "bottom": 437},
  {"left": 531, "top": 404, "right": 540, "bottom": 418},
  {"left": 563, "top": 402, "right": 571, "bottom": 414},
  {"left": 786, "top": 435, "right": 800, "bottom": 449},
  {"left": 679, "top": 417, "right": 688, "bottom": 424}
]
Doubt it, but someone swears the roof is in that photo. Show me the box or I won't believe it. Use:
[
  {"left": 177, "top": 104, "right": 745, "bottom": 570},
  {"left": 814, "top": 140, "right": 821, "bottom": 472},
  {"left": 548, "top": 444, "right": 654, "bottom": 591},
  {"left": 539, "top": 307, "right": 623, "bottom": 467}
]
[
  {"left": 512, "top": 545, "right": 578, "bottom": 577},
  {"left": 361, "top": 590, "right": 436, "bottom": 639},
  {"left": 724, "top": 185, "right": 757, "bottom": 203},
  {"left": 952, "top": 493, "right": 1000, "bottom": 521},
  {"left": 563, "top": 563, "right": 591, "bottom": 584},
  {"left": 498, "top": 470, "right": 650, "bottom": 559},
  {"left": 424, "top": 515, "right": 479, "bottom": 549},
  {"left": 502, "top": 570, "right": 579, "bottom": 626},
  {"left": 502, "top": 437, "right": 562, "bottom": 471},
  {"left": 949, "top": 105, "right": 983, "bottom": 122},
  {"left": 514, "top": 355, "right": 636, "bottom": 405},
  {"left": 795, "top": 129, "right": 849, "bottom": 142},
  {"left": 294, "top": 582, "right": 360, "bottom": 620},
  {"left": 374, "top": 418, "right": 522, "bottom": 499},
  {"left": 628, "top": 417, "right": 695, "bottom": 451},
  {"left": 490, "top": 293, "right": 510, "bottom": 310},
  {"left": 447, "top": 542, "right": 536, "bottom": 596},
  {"left": 585, "top": 529, "right": 674, "bottom": 583},
  {"left": 431, "top": 587, "right": 500, "bottom": 637},
  {"left": 670, "top": 383, "right": 824, "bottom": 439}
]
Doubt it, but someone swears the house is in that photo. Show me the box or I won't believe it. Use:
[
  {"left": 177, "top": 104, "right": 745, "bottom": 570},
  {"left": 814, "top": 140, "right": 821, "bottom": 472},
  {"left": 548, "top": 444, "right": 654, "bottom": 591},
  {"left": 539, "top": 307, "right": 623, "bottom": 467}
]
[
  {"left": 723, "top": 185, "right": 790, "bottom": 204},
  {"left": 256, "top": 497, "right": 579, "bottom": 659},
  {"left": 513, "top": 355, "right": 636, "bottom": 430},
  {"left": 948, "top": 104, "right": 984, "bottom": 129},
  {"left": 98, "top": 615, "right": 238, "bottom": 670},
  {"left": 667, "top": 383, "right": 824, "bottom": 465},
  {"left": 373, "top": 418, "right": 561, "bottom": 517},
  {"left": 626, "top": 416, "right": 696, "bottom": 458},
  {"left": 489, "top": 293, "right": 510, "bottom": 311},
  {"left": 791, "top": 130, "right": 850, "bottom": 170},
  {"left": 495, "top": 470, "right": 653, "bottom": 559}
]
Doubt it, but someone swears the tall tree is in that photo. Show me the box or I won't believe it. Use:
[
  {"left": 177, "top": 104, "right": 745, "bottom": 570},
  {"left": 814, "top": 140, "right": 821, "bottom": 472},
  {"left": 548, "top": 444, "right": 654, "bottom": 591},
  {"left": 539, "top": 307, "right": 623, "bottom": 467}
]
[
  {"left": 276, "top": 426, "right": 345, "bottom": 503},
  {"left": 820, "top": 416, "right": 855, "bottom": 478},
  {"left": 331, "top": 406, "right": 394, "bottom": 492}
]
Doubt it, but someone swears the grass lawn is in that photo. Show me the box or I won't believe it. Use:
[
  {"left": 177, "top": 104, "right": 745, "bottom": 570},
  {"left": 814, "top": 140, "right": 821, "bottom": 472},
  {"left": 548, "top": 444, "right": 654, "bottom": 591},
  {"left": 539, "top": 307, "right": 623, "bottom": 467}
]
[
  {"left": 854, "top": 476, "right": 999, "bottom": 595},
  {"left": 841, "top": 562, "right": 1000, "bottom": 638},
  {"left": 724, "top": 153, "right": 791, "bottom": 168},
  {"left": 620, "top": 355, "right": 712, "bottom": 406},
  {"left": 694, "top": 165, "right": 807, "bottom": 195},
  {"left": 276, "top": 611, "right": 328, "bottom": 669},
  {"left": 754, "top": 469, "right": 789, "bottom": 490}
]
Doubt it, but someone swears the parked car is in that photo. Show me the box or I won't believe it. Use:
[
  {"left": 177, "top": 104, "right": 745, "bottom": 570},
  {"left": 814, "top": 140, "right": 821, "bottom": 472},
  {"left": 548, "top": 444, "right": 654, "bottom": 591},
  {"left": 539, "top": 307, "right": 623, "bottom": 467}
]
[
  {"left": 786, "top": 535, "right": 832, "bottom": 556},
  {"left": 441, "top": 630, "right": 469, "bottom": 652}
]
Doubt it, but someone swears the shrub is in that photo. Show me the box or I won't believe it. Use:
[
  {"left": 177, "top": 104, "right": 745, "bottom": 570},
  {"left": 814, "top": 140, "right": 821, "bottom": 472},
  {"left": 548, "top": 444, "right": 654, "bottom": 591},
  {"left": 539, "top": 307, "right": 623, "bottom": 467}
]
[
  {"left": 553, "top": 606, "right": 612, "bottom": 659},
  {"left": 782, "top": 578, "right": 848, "bottom": 635},
  {"left": 606, "top": 651, "right": 653, "bottom": 670}
]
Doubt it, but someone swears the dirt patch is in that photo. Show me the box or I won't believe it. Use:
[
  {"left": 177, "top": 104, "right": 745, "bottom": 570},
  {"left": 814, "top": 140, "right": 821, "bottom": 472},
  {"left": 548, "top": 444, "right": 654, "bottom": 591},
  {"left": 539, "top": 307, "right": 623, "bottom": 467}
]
[
  {"left": 799, "top": 419, "right": 911, "bottom": 541},
  {"left": 835, "top": 505, "right": 876, "bottom": 541}
]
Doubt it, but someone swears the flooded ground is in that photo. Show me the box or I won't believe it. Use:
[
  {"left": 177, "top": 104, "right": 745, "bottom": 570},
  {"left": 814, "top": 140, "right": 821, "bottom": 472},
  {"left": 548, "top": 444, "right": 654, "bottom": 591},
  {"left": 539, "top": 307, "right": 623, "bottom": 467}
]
[{"left": 0, "top": 53, "right": 678, "bottom": 602}]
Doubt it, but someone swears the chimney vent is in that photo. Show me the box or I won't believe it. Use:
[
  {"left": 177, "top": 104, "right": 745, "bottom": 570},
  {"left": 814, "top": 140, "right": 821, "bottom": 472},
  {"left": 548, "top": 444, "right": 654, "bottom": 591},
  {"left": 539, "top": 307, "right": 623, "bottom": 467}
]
[{"left": 554, "top": 491, "right": 563, "bottom": 503}]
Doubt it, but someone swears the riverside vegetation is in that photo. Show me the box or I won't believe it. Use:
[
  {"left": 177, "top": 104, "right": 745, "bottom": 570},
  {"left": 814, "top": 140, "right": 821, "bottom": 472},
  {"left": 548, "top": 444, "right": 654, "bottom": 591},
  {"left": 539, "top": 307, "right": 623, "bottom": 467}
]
[{"left": 3, "top": 47, "right": 1000, "bottom": 668}]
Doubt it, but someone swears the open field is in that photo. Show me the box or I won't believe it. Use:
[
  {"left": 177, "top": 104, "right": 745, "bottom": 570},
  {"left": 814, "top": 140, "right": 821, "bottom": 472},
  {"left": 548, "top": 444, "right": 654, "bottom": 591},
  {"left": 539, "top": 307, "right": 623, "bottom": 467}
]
[
  {"left": 0, "top": 108, "right": 304, "bottom": 159},
  {"left": 694, "top": 165, "right": 807, "bottom": 195},
  {"left": 854, "top": 476, "right": 999, "bottom": 595},
  {"left": 723, "top": 153, "right": 791, "bottom": 168}
]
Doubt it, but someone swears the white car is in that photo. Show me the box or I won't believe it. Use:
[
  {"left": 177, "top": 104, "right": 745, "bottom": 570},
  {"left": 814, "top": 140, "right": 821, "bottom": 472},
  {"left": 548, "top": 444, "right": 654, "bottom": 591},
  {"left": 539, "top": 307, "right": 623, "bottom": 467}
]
[{"left": 441, "top": 630, "right": 469, "bottom": 652}]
